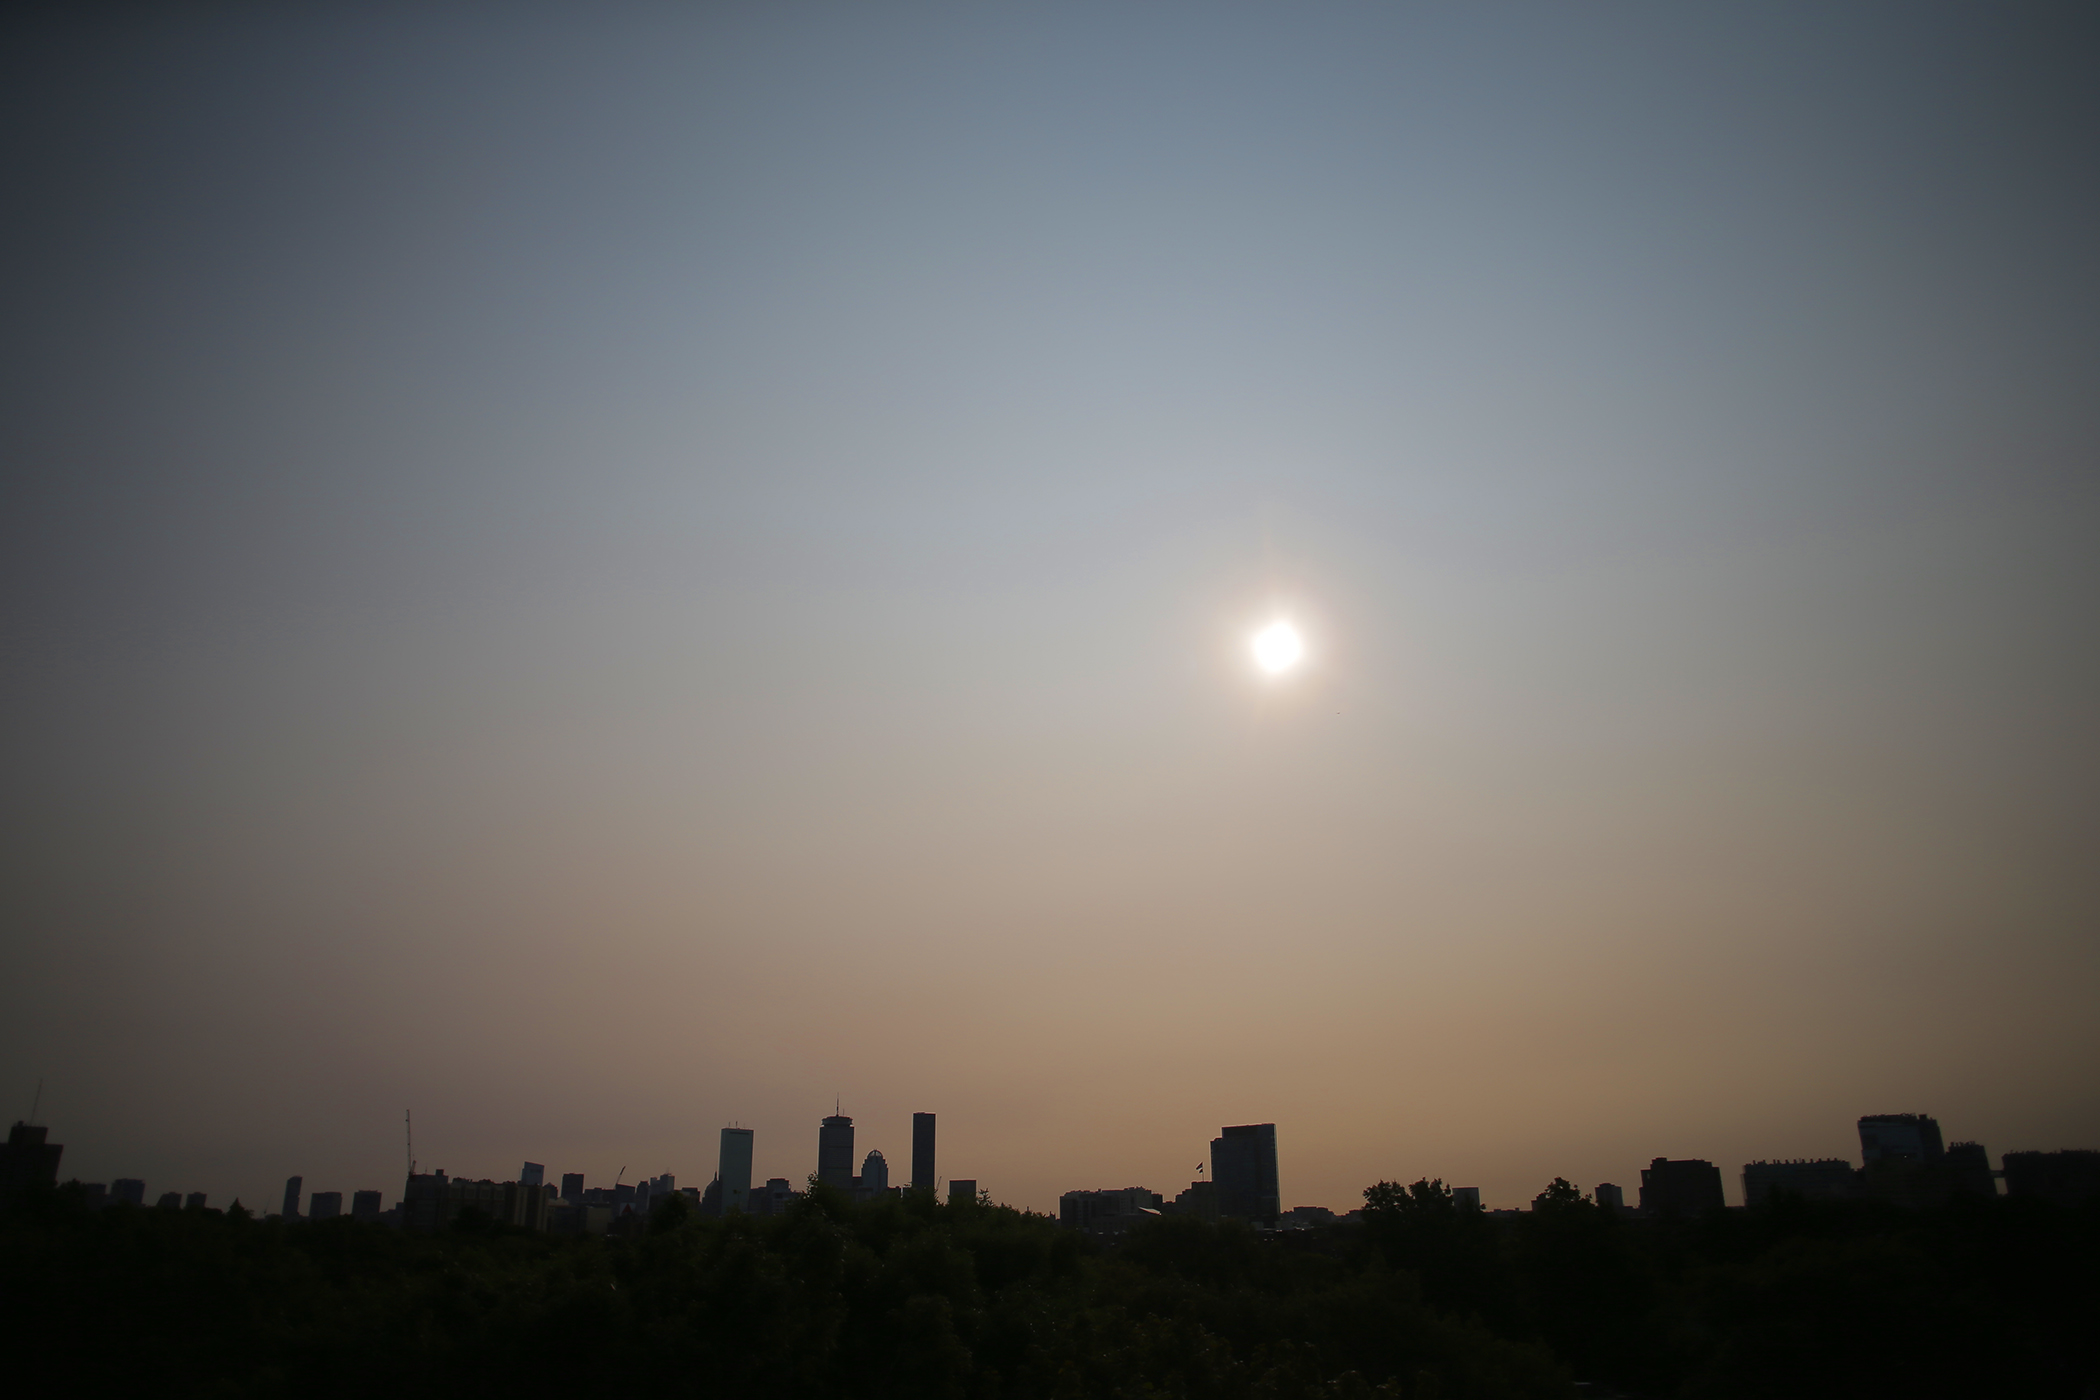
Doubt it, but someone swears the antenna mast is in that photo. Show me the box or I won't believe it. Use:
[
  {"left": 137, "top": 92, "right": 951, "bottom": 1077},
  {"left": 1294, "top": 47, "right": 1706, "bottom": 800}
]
[
  {"left": 406, "top": 1110, "right": 414, "bottom": 1177},
  {"left": 28, "top": 1078, "right": 42, "bottom": 1125}
]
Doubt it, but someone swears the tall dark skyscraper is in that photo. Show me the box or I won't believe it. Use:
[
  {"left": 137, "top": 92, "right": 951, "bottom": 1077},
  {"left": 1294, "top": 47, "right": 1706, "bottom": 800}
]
[
  {"left": 281, "top": 1175, "right": 302, "bottom": 1220},
  {"left": 1210, "top": 1124, "right": 1280, "bottom": 1227},
  {"left": 818, "top": 1112, "right": 855, "bottom": 1190},
  {"left": 560, "top": 1172, "right": 584, "bottom": 1203},
  {"left": 719, "top": 1127, "right": 754, "bottom": 1214},
  {"left": 911, "top": 1112, "right": 936, "bottom": 1192}
]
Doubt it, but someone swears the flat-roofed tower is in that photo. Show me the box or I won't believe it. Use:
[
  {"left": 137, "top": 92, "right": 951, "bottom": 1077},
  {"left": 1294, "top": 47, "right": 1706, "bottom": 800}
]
[
  {"left": 719, "top": 1127, "right": 755, "bottom": 1214},
  {"left": 911, "top": 1112, "right": 936, "bottom": 1192}
]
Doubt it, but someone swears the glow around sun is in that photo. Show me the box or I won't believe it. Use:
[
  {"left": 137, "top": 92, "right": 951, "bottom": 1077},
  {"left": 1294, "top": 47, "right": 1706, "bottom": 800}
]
[{"left": 1251, "top": 619, "right": 1305, "bottom": 676}]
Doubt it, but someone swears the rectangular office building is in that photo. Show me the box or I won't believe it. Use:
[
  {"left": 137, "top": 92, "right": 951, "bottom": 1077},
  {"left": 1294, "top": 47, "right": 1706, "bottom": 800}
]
[
  {"left": 1211, "top": 1124, "right": 1280, "bottom": 1227},
  {"left": 719, "top": 1128, "right": 755, "bottom": 1214}
]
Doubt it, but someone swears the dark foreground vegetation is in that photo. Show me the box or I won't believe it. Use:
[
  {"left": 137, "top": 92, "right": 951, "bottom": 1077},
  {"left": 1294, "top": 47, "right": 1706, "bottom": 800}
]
[{"left": 3, "top": 1177, "right": 2094, "bottom": 1398}]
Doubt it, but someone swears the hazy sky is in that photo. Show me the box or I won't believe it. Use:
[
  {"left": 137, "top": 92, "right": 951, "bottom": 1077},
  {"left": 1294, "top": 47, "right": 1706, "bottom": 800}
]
[{"left": 4, "top": 3, "right": 2097, "bottom": 1215}]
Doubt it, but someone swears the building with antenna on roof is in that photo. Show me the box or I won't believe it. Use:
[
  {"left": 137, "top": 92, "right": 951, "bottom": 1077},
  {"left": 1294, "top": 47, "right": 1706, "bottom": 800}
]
[
  {"left": 818, "top": 1109, "right": 855, "bottom": 1190},
  {"left": 1, "top": 1121, "right": 63, "bottom": 1195}
]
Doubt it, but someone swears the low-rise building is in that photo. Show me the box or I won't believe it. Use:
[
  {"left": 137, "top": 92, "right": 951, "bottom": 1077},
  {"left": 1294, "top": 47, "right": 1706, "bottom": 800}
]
[
  {"left": 2002, "top": 1149, "right": 2100, "bottom": 1207},
  {"left": 1741, "top": 1159, "right": 1858, "bottom": 1206},
  {"left": 1639, "top": 1158, "right": 1725, "bottom": 1216},
  {"left": 1059, "top": 1187, "right": 1160, "bottom": 1234},
  {"left": 400, "top": 1171, "right": 554, "bottom": 1231}
]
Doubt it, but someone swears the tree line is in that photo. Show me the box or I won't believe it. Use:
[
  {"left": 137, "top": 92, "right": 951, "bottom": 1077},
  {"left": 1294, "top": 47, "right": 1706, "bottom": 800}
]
[{"left": 1, "top": 1174, "right": 2092, "bottom": 1397}]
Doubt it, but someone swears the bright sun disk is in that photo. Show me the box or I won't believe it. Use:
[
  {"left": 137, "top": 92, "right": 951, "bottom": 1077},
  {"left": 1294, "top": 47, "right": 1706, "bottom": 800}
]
[{"left": 1252, "top": 620, "right": 1304, "bottom": 675}]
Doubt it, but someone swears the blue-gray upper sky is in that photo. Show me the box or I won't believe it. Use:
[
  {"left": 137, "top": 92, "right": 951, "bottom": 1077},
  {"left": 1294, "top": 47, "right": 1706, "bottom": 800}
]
[{"left": 4, "top": 2, "right": 2096, "bottom": 1212}]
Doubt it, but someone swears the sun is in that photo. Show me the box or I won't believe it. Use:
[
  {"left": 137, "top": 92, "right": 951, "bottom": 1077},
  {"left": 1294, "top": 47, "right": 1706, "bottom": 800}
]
[{"left": 1251, "top": 619, "right": 1304, "bottom": 676}]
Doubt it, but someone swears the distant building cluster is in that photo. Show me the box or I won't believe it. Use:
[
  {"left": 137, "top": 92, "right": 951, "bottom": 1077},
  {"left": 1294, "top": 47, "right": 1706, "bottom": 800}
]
[
  {"left": 10, "top": 1103, "right": 2099, "bottom": 1231},
  {"left": 1737, "top": 1114, "right": 2035, "bottom": 1211},
  {"left": 1059, "top": 1123, "right": 1280, "bottom": 1236},
  {"left": 1051, "top": 1110, "right": 2100, "bottom": 1233},
  {"left": 0, "top": 1106, "right": 973, "bottom": 1233},
  {"left": 387, "top": 1108, "right": 968, "bottom": 1236}
]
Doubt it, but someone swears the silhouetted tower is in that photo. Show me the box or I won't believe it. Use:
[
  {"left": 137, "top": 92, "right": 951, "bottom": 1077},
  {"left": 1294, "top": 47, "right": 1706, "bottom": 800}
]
[
  {"left": 281, "top": 1175, "right": 302, "bottom": 1220},
  {"left": 818, "top": 1112, "right": 855, "bottom": 1190},
  {"left": 1210, "top": 1124, "right": 1280, "bottom": 1226},
  {"left": 719, "top": 1127, "right": 755, "bottom": 1214},
  {"left": 0, "top": 1122, "right": 63, "bottom": 1192},
  {"left": 911, "top": 1112, "right": 936, "bottom": 1192},
  {"left": 861, "top": 1149, "right": 888, "bottom": 1192}
]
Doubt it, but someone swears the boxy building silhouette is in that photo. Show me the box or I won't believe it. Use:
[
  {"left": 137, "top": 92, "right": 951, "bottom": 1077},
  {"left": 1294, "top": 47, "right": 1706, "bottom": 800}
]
[
  {"left": 2002, "top": 1149, "right": 2100, "bottom": 1207},
  {"left": 912, "top": 1112, "right": 936, "bottom": 1192},
  {"left": 1, "top": 1122, "right": 63, "bottom": 1194},
  {"left": 1212, "top": 1124, "right": 1280, "bottom": 1227},
  {"left": 719, "top": 1127, "right": 754, "bottom": 1214},
  {"left": 1639, "top": 1158, "right": 1725, "bottom": 1215},
  {"left": 1741, "top": 1159, "right": 1858, "bottom": 1205}
]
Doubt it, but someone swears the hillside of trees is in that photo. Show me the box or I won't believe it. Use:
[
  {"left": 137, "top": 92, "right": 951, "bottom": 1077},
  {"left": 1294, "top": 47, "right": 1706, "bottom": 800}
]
[{"left": 3, "top": 1176, "right": 2093, "bottom": 1398}]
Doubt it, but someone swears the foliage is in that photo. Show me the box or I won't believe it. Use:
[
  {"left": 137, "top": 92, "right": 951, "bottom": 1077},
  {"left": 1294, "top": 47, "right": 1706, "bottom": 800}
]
[{"left": 2, "top": 1178, "right": 2093, "bottom": 1398}]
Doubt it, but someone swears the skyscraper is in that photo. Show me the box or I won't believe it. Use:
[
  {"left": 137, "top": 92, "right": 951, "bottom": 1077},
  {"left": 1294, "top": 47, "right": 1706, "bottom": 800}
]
[
  {"left": 860, "top": 1149, "right": 888, "bottom": 1197},
  {"left": 818, "top": 1113, "right": 854, "bottom": 1191},
  {"left": 281, "top": 1175, "right": 302, "bottom": 1220},
  {"left": 911, "top": 1112, "right": 936, "bottom": 1192},
  {"left": 309, "top": 1191, "right": 343, "bottom": 1221},
  {"left": 519, "top": 1162, "right": 545, "bottom": 1187},
  {"left": 719, "top": 1127, "right": 754, "bottom": 1214},
  {"left": 560, "top": 1172, "right": 584, "bottom": 1203},
  {"left": 1210, "top": 1124, "right": 1280, "bottom": 1227}
]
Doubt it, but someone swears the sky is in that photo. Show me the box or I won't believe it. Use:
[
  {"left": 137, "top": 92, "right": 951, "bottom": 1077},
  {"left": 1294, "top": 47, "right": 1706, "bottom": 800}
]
[{"left": 3, "top": 2, "right": 2097, "bottom": 1215}]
